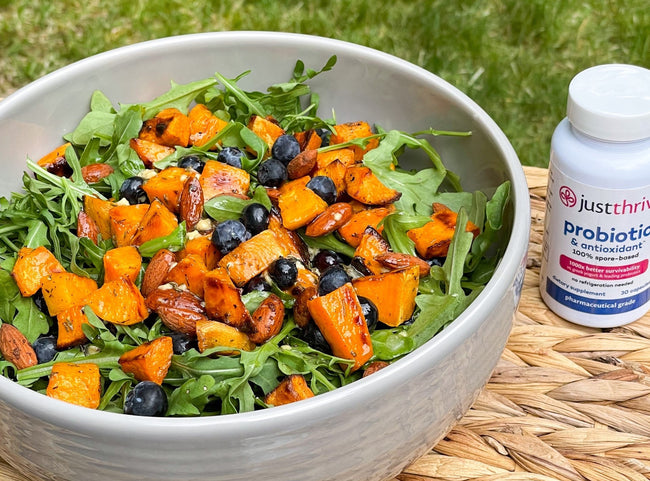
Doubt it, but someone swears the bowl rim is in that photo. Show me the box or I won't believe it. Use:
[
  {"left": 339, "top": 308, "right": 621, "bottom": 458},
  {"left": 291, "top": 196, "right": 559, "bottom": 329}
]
[{"left": 0, "top": 31, "right": 530, "bottom": 436}]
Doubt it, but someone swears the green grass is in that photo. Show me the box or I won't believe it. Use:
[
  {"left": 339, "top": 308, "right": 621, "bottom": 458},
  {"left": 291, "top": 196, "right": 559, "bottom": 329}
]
[{"left": 0, "top": 0, "right": 648, "bottom": 166}]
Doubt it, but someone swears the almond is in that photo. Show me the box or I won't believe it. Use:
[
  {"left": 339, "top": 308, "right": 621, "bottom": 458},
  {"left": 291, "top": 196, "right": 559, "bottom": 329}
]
[
  {"left": 81, "top": 163, "right": 114, "bottom": 184},
  {"left": 141, "top": 249, "right": 176, "bottom": 296},
  {"left": 375, "top": 252, "right": 431, "bottom": 277},
  {"left": 0, "top": 324, "right": 38, "bottom": 370},
  {"left": 292, "top": 286, "right": 317, "bottom": 328},
  {"left": 286, "top": 149, "right": 317, "bottom": 180},
  {"left": 145, "top": 287, "right": 207, "bottom": 335},
  {"left": 77, "top": 211, "right": 99, "bottom": 244},
  {"left": 179, "top": 175, "right": 204, "bottom": 231},
  {"left": 304, "top": 202, "right": 353, "bottom": 237},
  {"left": 246, "top": 294, "right": 285, "bottom": 344}
]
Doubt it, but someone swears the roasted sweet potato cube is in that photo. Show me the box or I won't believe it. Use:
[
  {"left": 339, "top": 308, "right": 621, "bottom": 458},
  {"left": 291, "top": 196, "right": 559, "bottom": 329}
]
[
  {"left": 41, "top": 272, "right": 98, "bottom": 316},
  {"left": 86, "top": 277, "right": 149, "bottom": 325},
  {"left": 294, "top": 129, "right": 322, "bottom": 152},
  {"left": 46, "top": 362, "right": 101, "bottom": 409},
  {"left": 56, "top": 305, "right": 90, "bottom": 349},
  {"left": 139, "top": 108, "right": 190, "bottom": 147},
  {"left": 247, "top": 114, "right": 285, "bottom": 152},
  {"left": 103, "top": 246, "right": 142, "bottom": 283},
  {"left": 199, "top": 160, "right": 251, "bottom": 201},
  {"left": 188, "top": 104, "right": 228, "bottom": 147},
  {"left": 267, "top": 214, "right": 309, "bottom": 264},
  {"left": 264, "top": 374, "right": 315, "bottom": 407},
  {"left": 11, "top": 246, "right": 66, "bottom": 297},
  {"left": 353, "top": 227, "right": 391, "bottom": 276},
  {"left": 345, "top": 166, "right": 401, "bottom": 206},
  {"left": 131, "top": 199, "right": 179, "bottom": 246},
  {"left": 142, "top": 166, "right": 192, "bottom": 213},
  {"left": 108, "top": 203, "right": 149, "bottom": 247},
  {"left": 83, "top": 196, "right": 115, "bottom": 241},
  {"left": 315, "top": 148, "right": 356, "bottom": 169},
  {"left": 312, "top": 159, "right": 347, "bottom": 196},
  {"left": 407, "top": 203, "right": 480, "bottom": 259},
  {"left": 218, "top": 230, "right": 289, "bottom": 287},
  {"left": 119, "top": 336, "right": 173, "bottom": 384},
  {"left": 330, "top": 121, "right": 379, "bottom": 161},
  {"left": 196, "top": 319, "right": 255, "bottom": 354},
  {"left": 178, "top": 235, "right": 221, "bottom": 270},
  {"left": 337, "top": 206, "right": 395, "bottom": 248},
  {"left": 352, "top": 266, "right": 419, "bottom": 327},
  {"left": 37, "top": 142, "right": 72, "bottom": 177},
  {"left": 164, "top": 254, "right": 208, "bottom": 298},
  {"left": 77, "top": 211, "right": 99, "bottom": 244},
  {"left": 203, "top": 267, "right": 251, "bottom": 327},
  {"left": 277, "top": 176, "right": 328, "bottom": 230},
  {"left": 307, "top": 283, "right": 373, "bottom": 371},
  {"left": 129, "top": 138, "right": 175, "bottom": 168}
]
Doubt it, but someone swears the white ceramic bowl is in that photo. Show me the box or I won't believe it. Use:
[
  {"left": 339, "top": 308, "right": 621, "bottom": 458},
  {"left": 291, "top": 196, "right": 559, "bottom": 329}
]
[{"left": 0, "top": 32, "right": 529, "bottom": 481}]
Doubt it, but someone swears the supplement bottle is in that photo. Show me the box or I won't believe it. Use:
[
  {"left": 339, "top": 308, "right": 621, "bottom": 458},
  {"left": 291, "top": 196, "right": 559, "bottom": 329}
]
[{"left": 540, "top": 64, "right": 650, "bottom": 328}]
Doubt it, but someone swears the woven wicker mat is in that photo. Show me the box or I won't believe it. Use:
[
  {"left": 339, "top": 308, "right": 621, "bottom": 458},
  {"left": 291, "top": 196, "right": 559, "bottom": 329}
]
[{"left": 2, "top": 166, "right": 649, "bottom": 481}]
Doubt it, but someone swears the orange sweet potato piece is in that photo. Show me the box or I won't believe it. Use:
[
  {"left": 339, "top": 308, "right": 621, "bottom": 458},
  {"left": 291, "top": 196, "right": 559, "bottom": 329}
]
[
  {"left": 407, "top": 203, "right": 480, "bottom": 259},
  {"left": 286, "top": 149, "right": 318, "bottom": 180},
  {"left": 246, "top": 294, "right": 285, "bottom": 344},
  {"left": 353, "top": 227, "right": 391, "bottom": 276},
  {"left": 41, "top": 272, "right": 98, "bottom": 316},
  {"left": 199, "top": 160, "right": 251, "bottom": 201},
  {"left": 203, "top": 267, "right": 252, "bottom": 328},
  {"left": 337, "top": 206, "right": 395, "bottom": 248},
  {"left": 56, "top": 305, "right": 90, "bottom": 349},
  {"left": 307, "top": 283, "right": 372, "bottom": 371},
  {"left": 145, "top": 287, "right": 207, "bottom": 336},
  {"left": 119, "top": 336, "right": 173, "bottom": 384},
  {"left": 267, "top": 214, "right": 309, "bottom": 264},
  {"left": 37, "top": 142, "right": 72, "bottom": 177},
  {"left": 131, "top": 199, "right": 179, "bottom": 246},
  {"left": 81, "top": 163, "right": 114, "bottom": 184},
  {"left": 129, "top": 138, "right": 175, "bottom": 168},
  {"left": 247, "top": 114, "right": 285, "bottom": 152},
  {"left": 295, "top": 129, "right": 323, "bottom": 152},
  {"left": 218, "top": 229, "right": 289, "bottom": 287},
  {"left": 178, "top": 235, "right": 221, "bottom": 270},
  {"left": 86, "top": 277, "right": 149, "bottom": 325},
  {"left": 264, "top": 374, "right": 315, "bottom": 407},
  {"left": 330, "top": 121, "right": 379, "bottom": 161},
  {"left": 315, "top": 148, "right": 356, "bottom": 169},
  {"left": 277, "top": 176, "right": 328, "bottom": 230},
  {"left": 108, "top": 203, "right": 149, "bottom": 247},
  {"left": 164, "top": 254, "right": 208, "bottom": 298},
  {"left": 77, "top": 211, "right": 99, "bottom": 244},
  {"left": 345, "top": 166, "right": 401, "bottom": 206},
  {"left": 139, "top": 108, "right": 190, "bottom": 148},
  {"left": 196, "top": 319, "right": 255, "bottom": 354},
  {"left": 352, "top": 266, "right": 419, "bottom": 327},
  {"left": 11, "top": 246, "right": 65, "bottom": 297},
  {"left": 312, "top": 160, "right": 347, "bottom": 196},
  {"left": 142, "top": 166, "right": 191, "bottom": 213},
  {"left": 46, "top": 362, "right": 101, "bottom": 409},
  {"left": 188, "top": 104, "right": 228, "bottom": 147},
  {"left": 83, "top": 196, "right": 114, "bottom": 241},
  {"left": 103, "top": 246, "right": 142, "bottom": 283}
]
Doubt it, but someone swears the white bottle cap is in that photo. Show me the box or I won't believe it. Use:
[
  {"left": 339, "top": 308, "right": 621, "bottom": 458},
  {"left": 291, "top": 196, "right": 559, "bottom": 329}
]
[{"left": 567, "top": 64, "right": 650, "bottom": 142}]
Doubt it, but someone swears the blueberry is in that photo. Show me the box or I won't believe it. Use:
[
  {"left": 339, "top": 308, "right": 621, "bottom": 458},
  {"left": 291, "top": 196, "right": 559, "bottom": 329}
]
[
  {"left": 124, "top": 381, "right": 168, "bottom": 416},
  {"left": 268, "top": 257, "right": 299, "bottom": 290},
  {"left": 119, "top": 176, "right": 148, "bottom": 204},
  {"left": 168, "top": 332, "right": 197, "bottom": 355},
  {"left": 257, "top": 158, "right": 288, "bottom": 188},
  {"left": 311, "top": 249, "right": 344, "bottom": 272},
  {"left": 306, "top": 176, "right": 337, "bottom": 204},
  {"left": 178, "top": 154, "right": 205, "bottom": 173},
  {"left": 271, "top": 134, "right": 300, "bottom": 164},
  {"left": 240, "top": 203, "right": 269, "bottom": 236},
  {"left": 428, "top": 257, "right": 446, "bottom": 267},
  {"left": 32, "top": 289, "right": 50, "bottom": 316},
  {"left": 357, "top": 296, "right": 378, "bottom": 331},
  {"left": 217, "top": 146, "right": 245, "bottom": 169},
  {"left": 300, "top": 322, "right": 331, "bottom": 354},
  {"left": 211, "top": 220, "right": 251, "bottom": 254},
  {"left": 243, "top": 275, "right": 272, "bottom": 294},
  {"left": 32, "top": 336, "right": 58, "bottom": 363},
  {"left": 318, "top": 265, "right": 351, "bottom": 296}
]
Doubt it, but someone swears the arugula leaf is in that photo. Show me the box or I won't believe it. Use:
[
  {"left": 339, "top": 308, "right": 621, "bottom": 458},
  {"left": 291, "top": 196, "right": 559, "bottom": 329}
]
[
  {"left": 138, "top": 78, "right": 217, "bottom": 119},
  {"left": 203, "top": 187, "right": 272, "bottom": 222},
  {"left": 138, "top": 222, "right": 187, "bottom": 257},
  {"left": 298, "top": 230, "right": 355, "bottom": 259}
]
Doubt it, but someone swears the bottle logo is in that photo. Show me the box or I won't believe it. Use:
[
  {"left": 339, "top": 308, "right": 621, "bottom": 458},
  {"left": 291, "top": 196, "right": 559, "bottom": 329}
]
[{"left": 559, "top": 186, "right": 577, "bottom": 208}]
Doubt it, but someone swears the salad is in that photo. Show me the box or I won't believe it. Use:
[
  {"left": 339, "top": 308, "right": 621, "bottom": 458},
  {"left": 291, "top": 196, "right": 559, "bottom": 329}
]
[{"left": 0, "top": 56, "right": 510, "bottom": 416}]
